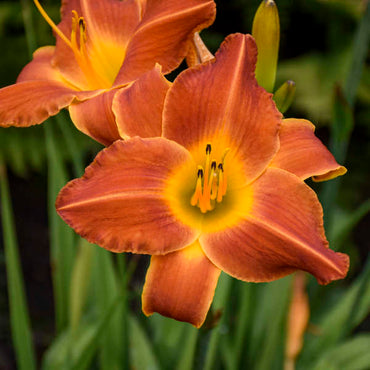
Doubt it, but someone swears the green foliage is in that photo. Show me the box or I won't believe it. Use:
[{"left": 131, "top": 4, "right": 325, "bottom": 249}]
[{"left": 0, "top": 160, "right": 36, "bottom": 370}]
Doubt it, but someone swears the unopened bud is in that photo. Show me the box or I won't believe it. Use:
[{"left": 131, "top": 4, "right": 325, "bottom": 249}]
[
  {"left": 252, "top": 0, "right": 280, "bottom": 92},
  {"left": 273, "top": 80, "right": 296, "bottom": 113}
]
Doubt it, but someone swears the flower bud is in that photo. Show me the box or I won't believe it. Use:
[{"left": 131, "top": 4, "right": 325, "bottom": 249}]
[
  {"left": 273, "top": 80, "right": 296, "bottom": 113},
  {"left": 252, "top": 0, "right": 280, "bottom": 92}
]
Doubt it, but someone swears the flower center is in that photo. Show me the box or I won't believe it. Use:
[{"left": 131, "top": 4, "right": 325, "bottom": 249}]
[
  {"left": 33, "top": 0, "right": 111, "bottom": 89},
  {"left": 190, "top": 143, "right": 230, "bottom": 213}
]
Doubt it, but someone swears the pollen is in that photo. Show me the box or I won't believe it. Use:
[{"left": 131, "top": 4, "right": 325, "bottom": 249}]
[{"left": 190, "top": 144, "right": 229, "bottom": 213}]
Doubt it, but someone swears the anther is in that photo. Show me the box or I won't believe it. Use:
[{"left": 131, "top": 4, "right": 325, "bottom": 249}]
[
  {"left": 190, "top": 144, "right": 229, "bottom": 212},
  {"left": 79, "top": 18, "right": 85, "bottom": 31}
]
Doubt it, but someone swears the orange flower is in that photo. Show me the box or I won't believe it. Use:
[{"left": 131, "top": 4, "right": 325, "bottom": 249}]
[
  {"left": 56, "top": 34, "right": 349, "bottom": 327},
  {"left": 0, "top": 0, "right": 215, "bottom": 145}
]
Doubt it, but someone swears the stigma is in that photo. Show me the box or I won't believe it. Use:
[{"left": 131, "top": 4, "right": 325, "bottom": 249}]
[
  {"left": 33, "top": 0, "right": 110, "bottom": 88},
  {"left": 190, "top": 144, "right": 229, "bottom": 213}
]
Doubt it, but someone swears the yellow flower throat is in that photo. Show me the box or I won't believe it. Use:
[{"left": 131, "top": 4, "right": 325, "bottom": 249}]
[
  {"left": 190, "top": 144, "right": 229, "bottom": 214},
  {"left": 33, "top": 0, "right": 111, "bottom": 89}
]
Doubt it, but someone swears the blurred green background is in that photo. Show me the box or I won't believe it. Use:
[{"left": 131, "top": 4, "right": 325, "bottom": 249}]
[{"left": 0, "top": 0, "right": 369, "bottom": 369}]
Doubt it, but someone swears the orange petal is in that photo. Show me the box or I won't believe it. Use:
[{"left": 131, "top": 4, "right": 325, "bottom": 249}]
[
  {"left": 54, "top": 0, "right": 140, "bottom": 89},
  {"left": 0, "top": 80, "right": 98, "bottom": 128},
  {"left": 56, "top": 137, "right": 200, "bottom": 254},
  {"left": 200, "top": 168, "right": 349, "bottom": 285},
  {"left": 270, "top": 119, "right": 347, "bottom": 181},
  {"left": 69, "top": 88, "right": 122, "bottom": 146},
  {"left": 52, "top": 0, "right": 87, "bottom": 89},
  {"left": 80, "top": 0, "right": 140, "bottom": 85},
  {"left": 114, "top": 0, "right": 216, "bottom": 83},
  {"left": 113, "top": 65, "right": 170, "bottom": 139},
  {"left": 16, "top": 46, "right": 69, "bottom": 85},
  {"left": 142, "top": 240, "right": 221, "bottom": 328},
  {"left": 163, "top": 33, "right": 282, "bottom": 184}
]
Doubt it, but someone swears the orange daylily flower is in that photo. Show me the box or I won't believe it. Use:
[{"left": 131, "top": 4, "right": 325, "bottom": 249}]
[
  {"left": 56, "top": 34, "right": 349, "bottom": 327},
  {"left": 0, "top": 0, "right": 216, "bottom": 145}
]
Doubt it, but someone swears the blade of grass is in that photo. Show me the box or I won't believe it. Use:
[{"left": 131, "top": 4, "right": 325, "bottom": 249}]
[
  {"left": 41, "top": 295, "right": 122, "bottom": 370},
  {"left": 344, "top": 1, "right": 370, "bottom": 107},
  {"left": 116, "top": 253, "right": 130, "bottom": 370},
  {"left": 69, "top": 238, "right": 93, "bottom": 332},
  {"left": 175, "top": 326, "right": 198, "bottom": 370},
  {"left": 148, "top": 314, "right": 191, "bottom": 367},
  {"left": 312, "top": 334, "right": 370, "bottom": 370},
  {"left": 55, "top": 113, "right": 85, "bottom": 177},
  {"left": 202, "top": 273, "right": 233, "bottom": 370},
  {"left": 321, "top": 2, "right": 370, "bottom": 222},
  {"left": 250, "top": 277, "right": 292, "bottom": 370},
  {"left": 92, "top": 247, "right": 124, "bottom": 370},
  {"left": 129, "top": 314, "right": 161, "bottom": 370},
  {"left": 329, "top": 199, "right": 370, "bottom": 247},
  {"left": 227, "top": 281, "right": 253, "bottom": 370},
  {"left": 19, "top": 0, "right": 36, "bottom": 58},
  {"left": 0, "top": 159, "right": 37, "bottom": 370},
  {"left": 300, "top": 256, "right": 370, "bottom": 363},
  {"left": 45, "top": 122, "right": 76, "bottom": 333}
]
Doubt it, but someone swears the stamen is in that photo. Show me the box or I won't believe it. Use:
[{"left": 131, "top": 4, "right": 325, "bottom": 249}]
[
  {"left": 33, "top": 1, "right": 111, "bottom": 89},
  {"left": 206, "top": 143, "right": 212, "bottom": 155},
  {"left": 190, "top": 166, "right": 203, "bottom": 206},
  {"left": 71, "top": 11, "right": 79, "bottom": 50},
  {"left": 217, "top": 164, "right": 224, "bottom": 203},
  {"left": 33, "top": 0, "right": 74, "bottom": 49},
  {"left": 190, "top": 145, "right": 230, "bottom": 213}
]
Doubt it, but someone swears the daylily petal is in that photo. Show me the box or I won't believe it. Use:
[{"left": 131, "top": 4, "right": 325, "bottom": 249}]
[
  {"left": 163, "top": 33, "right": 282, "bottom": 184},
  {"left": 142, "top": 240, "right": 221, "bottom": 328},
  {"left": 113, "top": 65, "right": 170, "bottom": 139},
  {"left": 79, "top": 0, "right": 140, "bottom": 86},
  {"left": 270, "top": 119, "right": 347, "bottom": 181},
  {"left": 0, "top": 80, "right": 99, "bottom": 128},
  {"left": 200, "top": 168, "right": 349, "bottom": 285},
  {"left": 53, "top": 0, "right": 88, "bottom": 89},
  {"left": 114, "top": 0, "right": 216, "bottom": 84},
  {"left": 69, "top": 88, "right": 122, "bottom": 146},
  {"left": 16, "top": 46, "right": 71, "bottom": 86},
  {"left": 52, "top": 0, "right": 140, "bottom": 89},
  {"left": 56, "top": 137, "right": 200, "bottom": 254}
]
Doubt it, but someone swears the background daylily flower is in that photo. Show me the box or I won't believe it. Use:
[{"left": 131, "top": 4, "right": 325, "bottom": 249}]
[
  {"left": 0, "top": 0, "right": 216, "bottom": 145},
  {"left": 56, "top": 33, "right": 349, "bottom": 328}
]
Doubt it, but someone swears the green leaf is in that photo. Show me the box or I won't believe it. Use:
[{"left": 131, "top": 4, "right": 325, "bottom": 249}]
[
  {"left": 175, "top": 326, "right": 198, "bottom": 370},
  {"left": 329, "top": 199, "right": 370, "bottom": 248},
  {"left": 225, "top": 281, "right": 253, "bottom": 370},
  {"left": 249, "top": 277, "right": 292, "bottom": 370},
  {"left": 92, "top": 247, "right": 125, "bottom": 370},
  {"left": 149, "top": 314, "right": 192, "bottom": 367},
  {"left": 300, "top": 258, "right": 370, "bottom": 363},
  {"left": 69, "top": 239, "right": 93, "bottom": 332},
  {"left": 312, "top": 334, "right": 370, "bottom": 370},
  {"left": 203, "top": 273, "right": 233, "bottom": 370},
  {"left": 45, "top": 123, "right": 76, "bottom": 333},
  {"left": 344, "top": 1, "right": 370, "bottom": 107},
  {"left": 0, "top": 160, "right": 37, "bottom": 370},
  {"left": 129, "top": 314, "right": 161, "bottom": 370},
  {"left": 42, "top": 296, "right": 122, "bottom": 370}
]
